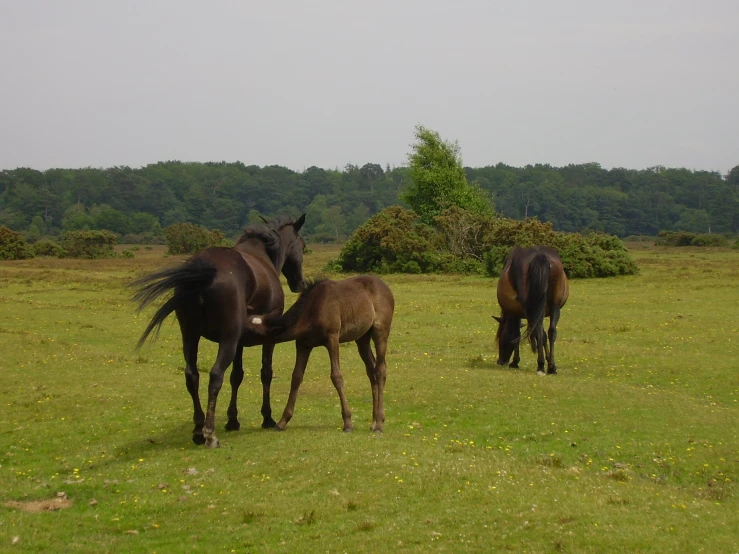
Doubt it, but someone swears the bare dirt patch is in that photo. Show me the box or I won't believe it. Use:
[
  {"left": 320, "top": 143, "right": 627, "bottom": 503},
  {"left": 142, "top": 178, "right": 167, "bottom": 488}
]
[{"left": 4, "top": 492, "right": 72, "bottom": 513}]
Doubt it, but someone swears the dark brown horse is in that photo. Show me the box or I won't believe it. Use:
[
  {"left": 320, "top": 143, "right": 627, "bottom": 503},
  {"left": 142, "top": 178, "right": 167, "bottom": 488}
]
[
  {"left": 131, "top": 215, "right": 306, "bottom": 447},
  {"left": 494, "top": 245, "right": 569, "bottom": 375},
  {"left": 244, "top": 276, "right": 394, "bottom": 433}
]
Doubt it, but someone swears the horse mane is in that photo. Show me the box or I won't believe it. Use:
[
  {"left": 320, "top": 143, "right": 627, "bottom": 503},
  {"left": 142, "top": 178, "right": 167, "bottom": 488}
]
[
  {"left": 268, "top": 215, "right": 299, "bottom": 230},
  {"left": 506, "top": 247, "right": 526, "bottom": 303},
  {"left": 235, "top": 215, "right": 298, "bottom": 266}
]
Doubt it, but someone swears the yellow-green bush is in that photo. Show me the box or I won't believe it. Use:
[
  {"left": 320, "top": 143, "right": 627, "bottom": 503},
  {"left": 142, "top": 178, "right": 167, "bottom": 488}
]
[
  {"left": 0, "top": 225, "right": 35, "bottom": 260},
  {"left": 331, "top": 206, "right": 638, "bottom": 278}
]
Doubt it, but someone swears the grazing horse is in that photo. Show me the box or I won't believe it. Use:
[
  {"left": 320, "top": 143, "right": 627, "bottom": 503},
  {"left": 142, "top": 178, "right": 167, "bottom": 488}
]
[
  {"left": 494, "top": 246, "right": 569, "bottom": 375},
  {"left": 131, "top": 215, "right": 306, "bottom": 447},
  {"left": 244, "top": 276, "right": 394, "bottom": 433}
]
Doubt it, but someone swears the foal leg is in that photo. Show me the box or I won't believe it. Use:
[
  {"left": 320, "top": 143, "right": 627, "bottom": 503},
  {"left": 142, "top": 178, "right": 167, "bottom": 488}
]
[
  {"left": 277, "top": 344, "right": 312, "bottom": 431},
  {"left": 371, "top": 329, "right": 389, "bottom": 433},
  {"left": 547, "top": 307, "right": 561, "bottom": 375},
  {"left": 356, "top": 333, "right": 379, "bottom": 432},
  {"left": 259, "top": 344, "right": 278, "bottom": 429},
  {"left": 225, "top": 345, "right": 244, "bottom": 431},
  {"left": 327, "top": 336, "right": 353, "bottom": 432},
  {"left": 202, "top": 338, "right": 239, "bottom": 448},
  {"left": 182, "top": 333, "right": 205, "bottom": 445}
]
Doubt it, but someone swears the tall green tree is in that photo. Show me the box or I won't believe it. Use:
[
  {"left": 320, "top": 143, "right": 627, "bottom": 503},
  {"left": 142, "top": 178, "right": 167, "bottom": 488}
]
[{"left": 402, "top": 125, "right": 492, "bottom": 224}]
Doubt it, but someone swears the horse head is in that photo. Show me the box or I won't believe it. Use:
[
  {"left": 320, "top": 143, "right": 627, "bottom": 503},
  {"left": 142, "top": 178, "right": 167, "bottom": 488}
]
[
  {"left": 276, "top": 213, "right": 307, "bottom": 293},
  {"left": 493, "top": 314, "right": 521, "bottom": 365}
]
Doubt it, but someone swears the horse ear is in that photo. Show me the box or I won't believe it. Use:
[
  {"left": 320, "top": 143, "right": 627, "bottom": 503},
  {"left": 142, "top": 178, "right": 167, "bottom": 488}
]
[
  {"left": 492, "top": 315, "right": 502, "bottom": 323},
  {"left": 294, "top": 213, "right": 306, "bottom": 232}
]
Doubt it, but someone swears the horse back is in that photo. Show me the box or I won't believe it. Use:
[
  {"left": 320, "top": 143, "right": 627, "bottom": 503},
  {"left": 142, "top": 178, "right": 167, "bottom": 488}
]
[
  {"left": 497, "top": 246, "right": 568, "bottom": 317},
  {"left": 296, "top": 276, "right": 394, "bottom": 344}
]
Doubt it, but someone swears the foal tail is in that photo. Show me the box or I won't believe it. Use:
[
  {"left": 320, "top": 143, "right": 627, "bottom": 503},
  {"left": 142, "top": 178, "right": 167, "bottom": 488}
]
[
  {"left": 129, "top": 259, "right": 217, "bottom": 349},
  {"left": 522, "top": 253, "right": 550, "bottom": 353}
]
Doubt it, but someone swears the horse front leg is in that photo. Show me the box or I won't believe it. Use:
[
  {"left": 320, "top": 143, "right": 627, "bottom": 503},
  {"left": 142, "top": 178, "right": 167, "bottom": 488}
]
[
  {"left": 277, "top": 344, "right": 312, "bottom": 431},
  {"left": 547, "top": 308, "right": 561, "bottom": 375},
  {"left": 260, "top": 344, "right": 278, "bottom": 429},
  {"left": 182, "top": 334, "right": 205, "bottom": 445},
  {"left": 225, "top": 345, "right": 244, "bottom": 431},
  {"left": 202, "top": 338, "right": 239, "bottom": 448},
  {"left": 327, "top": 336, "right": 353, "bottom": 432},
  {"left": 509, "top": 343, "right": 520, "bottom": 369}
]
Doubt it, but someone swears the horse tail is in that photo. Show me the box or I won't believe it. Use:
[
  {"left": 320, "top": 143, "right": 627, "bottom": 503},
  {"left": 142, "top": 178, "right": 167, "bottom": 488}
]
[
  {"left": 522, "top": 253, "right": 550, "bottom": 353},
  {"left": 129, "top": 259, "right": 218, "bottom": 349}
]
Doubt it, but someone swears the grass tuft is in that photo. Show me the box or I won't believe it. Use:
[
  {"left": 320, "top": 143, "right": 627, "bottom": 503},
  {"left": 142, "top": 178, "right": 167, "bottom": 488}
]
[{"left": 356, "top": 520, "right": 376, "bottom": 532}]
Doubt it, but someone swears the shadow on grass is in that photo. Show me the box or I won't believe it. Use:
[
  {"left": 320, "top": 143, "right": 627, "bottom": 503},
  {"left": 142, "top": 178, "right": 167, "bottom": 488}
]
[
  {"left": 100, "top": 421, "right": 284, "bottom": 465},
  {"left": 465, "top": 355, "right": 507, "bottom": 371},
  {"left": 106, "top": 420, "right": 358, "bottom": 465}
]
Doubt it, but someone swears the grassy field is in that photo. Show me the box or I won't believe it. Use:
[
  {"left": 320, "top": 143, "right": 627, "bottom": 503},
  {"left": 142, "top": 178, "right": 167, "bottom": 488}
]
[{"left": 1, "top": 243, "right": 737, "bottom": 553}]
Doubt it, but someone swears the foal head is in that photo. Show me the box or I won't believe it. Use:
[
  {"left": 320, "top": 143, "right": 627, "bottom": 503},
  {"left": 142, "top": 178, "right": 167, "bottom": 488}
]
[{"left": 493, "top": 314, "right": 521, "bottom": 365}]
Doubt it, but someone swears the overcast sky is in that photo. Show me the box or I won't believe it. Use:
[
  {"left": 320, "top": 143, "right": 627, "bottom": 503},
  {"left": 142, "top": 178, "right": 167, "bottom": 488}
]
[{"left": 1, "top": 1, "right": 737, "bottom": 174}]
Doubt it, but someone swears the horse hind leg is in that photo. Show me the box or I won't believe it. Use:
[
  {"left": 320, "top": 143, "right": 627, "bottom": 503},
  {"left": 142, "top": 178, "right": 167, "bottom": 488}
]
[
  {"left": 225, "top": 346, "right": 244, "bottom": 431},
  {"left": 202, "top": 337, "right": 239, "bottom": 448},
  {"left": 535, "top": 329, "right": 547, "bottom": 376},
  {"left": 356, "top": 333, "right": 380, "bottom": 432},
  {"left": 370, "top": 327, "right": 389, "bottom": 433},
  {"left": 546, "top": 307, "right": 561, "bottom": 375},
  {"left": 181, "top": 331, "right": 206, "bottom": 445}
]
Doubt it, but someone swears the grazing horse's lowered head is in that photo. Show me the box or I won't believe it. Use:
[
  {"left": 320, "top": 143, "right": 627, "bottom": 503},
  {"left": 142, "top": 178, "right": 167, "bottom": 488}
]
[{"left": 493, "top": 314, "right": 523, "bottom": 366}]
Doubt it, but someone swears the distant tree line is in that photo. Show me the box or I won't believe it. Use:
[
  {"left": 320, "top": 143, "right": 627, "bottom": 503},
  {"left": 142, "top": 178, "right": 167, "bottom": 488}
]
[{"left": 0, "top": 161, "right": 737, "bottom": 241}]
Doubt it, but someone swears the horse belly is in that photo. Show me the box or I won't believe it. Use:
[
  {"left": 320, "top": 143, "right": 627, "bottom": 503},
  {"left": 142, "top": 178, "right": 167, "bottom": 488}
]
[
  {"left": 338, "top": 312, "right": 374, "bottom": 343},
  {"left": 339, "top": 325, "right": 371, "bottom": 343}
]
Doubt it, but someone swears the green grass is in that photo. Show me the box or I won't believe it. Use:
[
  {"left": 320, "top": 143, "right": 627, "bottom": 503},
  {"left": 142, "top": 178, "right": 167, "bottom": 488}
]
[{"left": 1, "top": 244, "right": 737, "bottom": 552}]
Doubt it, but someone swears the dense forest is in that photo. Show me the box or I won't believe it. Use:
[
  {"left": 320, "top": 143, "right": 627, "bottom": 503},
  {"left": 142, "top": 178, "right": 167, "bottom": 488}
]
[{"left": 0, "top": 161, "right": 737, "bottom": 241}]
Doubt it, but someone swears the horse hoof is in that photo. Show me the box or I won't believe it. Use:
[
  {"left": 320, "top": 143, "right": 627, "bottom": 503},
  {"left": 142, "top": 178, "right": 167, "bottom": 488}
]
[
  {"left": 547, "top": 370, "right": 558, "bottom": 375},
  {"left": 205, "top": 437, "right": 220, "bottom": 449},
  {"left": 536, "top": 370, "right": 546, "bottom": 376},
  {"left": 225, "top": 420, "right": 240, "bottom": 432},
  {"left": 271, "top": 426, "right": 285, "bottom": 432},
  {"left": 343, "top": 426, "right": 354, "bottom": 433},
  {"left": 261, "top": 419, "right": 278, "bottom": 430},
  {"left": 508, "top": 363, "right": 519, "bottom": 369},
  {"left": 192, "top": 434, "right": 206, "bottom": 445}
]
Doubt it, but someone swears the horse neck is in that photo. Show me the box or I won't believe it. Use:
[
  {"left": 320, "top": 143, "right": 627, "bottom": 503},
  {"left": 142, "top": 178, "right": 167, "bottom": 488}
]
[
  {"left": 236, "top": 238, "right": 284, "bottom": 271},
  {"left": 273, "top": 301, "right": 306, "bottom": 339}
]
